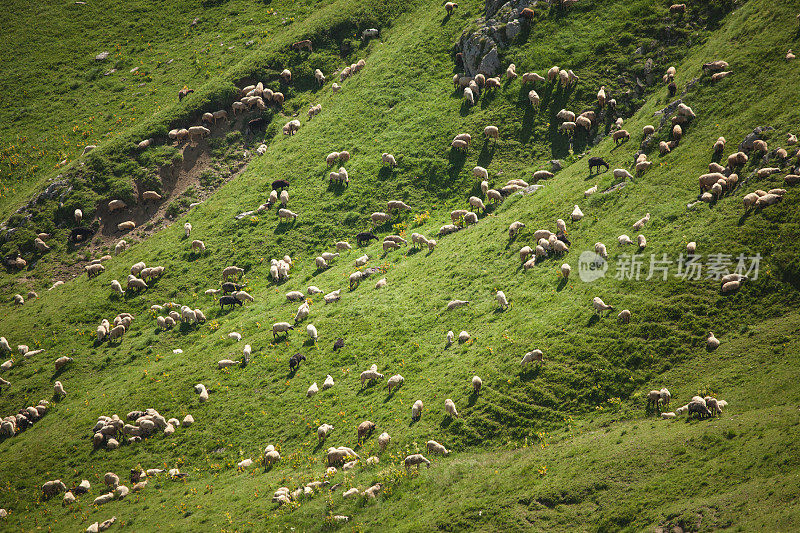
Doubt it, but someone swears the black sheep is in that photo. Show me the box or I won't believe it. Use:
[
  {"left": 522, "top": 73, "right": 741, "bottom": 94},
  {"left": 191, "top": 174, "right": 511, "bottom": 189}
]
[
  {"left": 289, "top": 353, "right": 306, "bottom": 371},
  {"left": 588, "top": 157, "right": 609, "bottom": 174},
  {"left": 668, "top": 81, "right": 677, "bottom": 97},
  {"left": 272, "top": 179, "right": 290, "bottom": 191},
  {"left": 69, "top": 226, "right": 95, "bottom": 243},
  {"left": 219, "top": 295, "right": 243, "bottom": 310},
  {"left": 333, "top": 338, "right": 345, "bottom": 351},
  {"left": 356, "top": 231, "right": 378, "bottom": 246},
  {"left": 221, "top": 282, "right": 244, "bottom": 294}
]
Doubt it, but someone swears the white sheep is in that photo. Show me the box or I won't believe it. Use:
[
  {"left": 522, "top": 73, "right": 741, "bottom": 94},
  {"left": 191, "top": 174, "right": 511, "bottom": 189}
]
[
  {"left": 307, "top": 324, "right": 318, "bottom": 342},
  {"left": 323, "top": 374, "right": 335, "bottom": 390},
  {"left": 307, "top": 382, "right": 319, "bottom": 397},
  {"left": 592, "top": 296, "right": 614, "bottom": 315},
  {"left": 387, "top": 374, "right": 404, "bottom": 393},
  {"left": 411, "top": 399, "right": 424, "bottom": 420},
  {"left": 379, "top": 432, "right": 391, "bottom": 450},
  {"left": 571, "top": 205, "right": 584, "bottom": 221},
  {"left": 633, "top": 213, "right": 650, "bottom": 230},
  {"left": 318, "top": 423, "right": 334, "bottom": 442},
  {"left": 444, "top": 399, "right": 459, "bottom": 418},
  {"left": 496, "top": 290, "right": 509, "bottom": 309},
  {"left": 521, "top": 349, "right": 543, "bottom": 365},
  {"left": 447, "top": 299, "right": 469, "bottom": 310},
  {"left": 218, "top": 359, "right": 240, "bottom": 369},
  {"left": 382, "top": 153, "right": 397, "bottom": 167},
  {"left": 707, "top": 331, "right": 720, "bottom": 349},
  {"left": 509, "top": 221, "right": 526, "bottom": 238},
  {"left": 324, "top": 289, "right": 341, "bottom": 303},
  {"left": 427, "top": 440, "right": 450, "bottom": 455},
  {"left": 54, "top": 381, "right": 66, "bottom": 398},
  {"left": 458, "top": 331, "right": 470, "bottom": 343}
]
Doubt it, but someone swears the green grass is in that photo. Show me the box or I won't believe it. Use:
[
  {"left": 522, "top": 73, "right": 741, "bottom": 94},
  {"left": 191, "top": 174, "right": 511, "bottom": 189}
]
[{"left": 1, "top": 0, "right": 800, "bottom": 530}]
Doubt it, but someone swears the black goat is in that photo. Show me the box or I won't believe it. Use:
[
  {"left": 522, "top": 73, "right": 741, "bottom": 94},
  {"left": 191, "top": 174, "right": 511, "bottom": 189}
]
[
  {"left": 272, "top": 179, "right": 290, "bottom": 191},
  {"left": 289, "top": 353, "right": 306, "bottom": 371},
  {"left": 588, "top": 157, "right": 609, "bottom": 174},
  {"left": 356, "top": 231, "right": 378, "bottom": 246},
  {"left": 219, "top": 296, "right": 243, "bottom": 310}
]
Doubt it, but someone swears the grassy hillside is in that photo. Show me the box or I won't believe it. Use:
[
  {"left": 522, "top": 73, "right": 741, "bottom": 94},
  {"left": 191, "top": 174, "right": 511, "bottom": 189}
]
[{"left": 1, "top": 0, "right": 800, "bottom": 530}]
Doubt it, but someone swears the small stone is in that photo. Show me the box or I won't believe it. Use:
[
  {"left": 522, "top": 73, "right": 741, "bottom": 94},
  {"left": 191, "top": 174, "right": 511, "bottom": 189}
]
[{"left": 95, "top": 51, "right": 109, "bottom": 61}]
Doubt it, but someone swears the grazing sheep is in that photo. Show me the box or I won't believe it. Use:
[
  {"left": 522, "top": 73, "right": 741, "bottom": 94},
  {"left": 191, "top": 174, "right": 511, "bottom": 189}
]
[
  {"left": 306, "top": 324, "right": 318, "bottom": 342},
  {"left": 496, "top": 290, "right": 509, "bottom": 309},
  {"left": 521, "top": 349, "right": 543, "bottom": 365},
  {"left": 613, "top": 130, "right": 630, "bottom": 145},
  {"left": 633, "top": 213, "right": 650, "bottom": 230},
  {"left": 561, "top": 263, "right": 571, "bottom": 279},
  {"left": 324, "top": 289, "right": 341, "bottom": 303},
  {"left": 404, "top": 454, "right": 431, "bottom": 471},
  {"left": 444, "top": 399, "right": 459, "bottom": 418},
  {"left": 412, "top": 399, "right": 424, "bottom": 420},
  {"left": 571, "top": 205, "right": 584, "bottom": 221},
  {"left": 273, "top": 322, "right": 294, "bottom": 339},
  {"left": 597, "top": 86, "right": 606, "bottom": 107},
  {"left": 357, "top": 420, "right": 376, "bottom": 441},
  {"left": 528, "top": 90, "right": 540, "bottom": 107},
  {"left": 447, "top": 299, "right": 469, "bottom": 310},
  {"left": 618, "top": 309, "right": 631, "bottom": 323},
  {"left": 427, "top": 440, "right": 450, "bottom": 455},
  {"left": 218, "top": 359, "right": 240, "bottom": 369},
  {"left": 670, "top": 3, "right": 686, "bottom": 14},
  {"left": 191, "top": 240, "right": 206, "bottom": 253},
  {"left": 382, "top": 153, "right": 397, "bottom": 167},
  {"left": 307, "top": 382, "right": 319, "bottom": 397},
  {"left": 387, "top": 374, "right": 404, "bottom": 393},
  {"left": 378, "top": 432, "right": 391, "bottom": 450},
  {"left": 509, "top": 221, "right": 526, "bottom": 238},
  {"left": 593, "top": 296, "right": 614, "bottom": 315}
]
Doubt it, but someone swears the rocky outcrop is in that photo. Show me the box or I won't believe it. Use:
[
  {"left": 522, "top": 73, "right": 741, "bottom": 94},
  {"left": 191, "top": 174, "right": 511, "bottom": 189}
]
[{"left": 456, "top": 0, "right": 535, "bottom": 77}]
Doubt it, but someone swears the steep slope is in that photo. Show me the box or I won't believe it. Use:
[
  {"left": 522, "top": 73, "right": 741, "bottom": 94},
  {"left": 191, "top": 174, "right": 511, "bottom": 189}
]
[{"left": 0, "top": 0, "right": 799, "bottom": 530}]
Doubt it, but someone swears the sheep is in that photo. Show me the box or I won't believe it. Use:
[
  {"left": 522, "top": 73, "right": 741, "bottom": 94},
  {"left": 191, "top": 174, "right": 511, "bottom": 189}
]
[
  {"left": 294, "top": 301, "right": 310, "bottom": 324},
  {"left": 508, "top": 221, "right": 526, "bottom": 238},
  {"left": 633, "top": 213, "right": 651, "bottom": 230},
  {"left": 324, "top": 289, "right": 341, "bottom": 303},
  {"left": 584, "top": 184, "right": 598, "bottom": 197},
  {"left": 218, "top": 359, "right": 240, "bottom": 369},
  {"left": 387, "top": 374, "right": 404, "bottom": 393},
  {"left": 317, "top": 423, "right": 334, "bottom": 442},
  {"left": 484, "top": 125, "right": 499, "bottom": 140},
  {"left": 593, "top": 296, "right": 614, "bottom": 315},
  {"left": 468, "top": 196, "right": 486, "bottom": 212},
  {"left": 307, "top": 382, "right": 319, "bottom": 397},
  {"left": 404, "top": 454, "right": 431, "bottom": 471},
  {"left": 444, "top": 399, "right": 459, "bottom": 418},
  {"left": 273, "top": 322, "right": 294, "bottom": 339},
  {"left": 521, "top": 349, "right": 543, "bottom": 365},
  {"left": 381, "top": 153, "right": 398, "bottom": 167},
  {"left": 378, "top": 432, "right": 391, "bottom": 451},
  {"left": 471, "top": 165, "right": 490, "bottom": 181},
  {"left": 613, "top": 130, "right": 630, "bottom": 145},
  {"left": 528, "top": 90, "right": 540, "bottom": 107},
  {"left": 357, "top": 420, "right": 376, "bottom": 441},
  {"left": 707, "top": 331, "right": 720, "bottom": 349},
  {"left": 427, "top": 440, "right": 450, "bottom": 455},
  {"left": 618, "top": 309, "right": 631, "bottom": 324},
  {"left": 360, "top": 367, "right": 384, "bottom": 388},
  {"left": 85, "top": 263, "right": 105, "bottom": 278},
  {"left": 411, "top": 399, "right": 424, "bottom": 420},
  {"left": 506, "top": 63, "right": 517, "bottom": 80},
  {"left": 594, "top": 242, "right": 608, "bottom": 259},
  {"left": 445, "top": 330, "right": 455, "bottom": 347},
  {"left": 447, "top": 299, "right": 469, "bottom": 310}
]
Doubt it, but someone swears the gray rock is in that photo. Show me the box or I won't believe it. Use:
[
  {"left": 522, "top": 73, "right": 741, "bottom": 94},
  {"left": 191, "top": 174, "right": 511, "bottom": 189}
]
[
  {"left": 478, "top": 47, "right": 501, "bottom": 76},
  {"left": 549, "top": 160, "right": 564, "bottom": 173},
  {"left": 505, "top": 20, "right": 521, "bottom": 41}
]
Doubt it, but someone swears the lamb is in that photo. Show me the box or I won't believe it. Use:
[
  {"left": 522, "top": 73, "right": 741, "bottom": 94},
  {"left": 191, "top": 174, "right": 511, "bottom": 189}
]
[
  {"left": 444, "top": 399, "right": 459, "bottom": 418},
  {"left": 273, "top": 322, "right": 294, "bottom": 339},
  {"left": 593, "top": 296, "right": 614, "bottom": 315},
  {"left": 427, "top": 440, "right": 450, "bottom": 455},
  {"left": 447, "top": 299, "right": 469, "bottom": 310},
  {"left": 412, "top": 399, "right": 424, "bottom": 420},
  {"left": 404, "top": 454, "right": 431, "bottom": 471}
]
